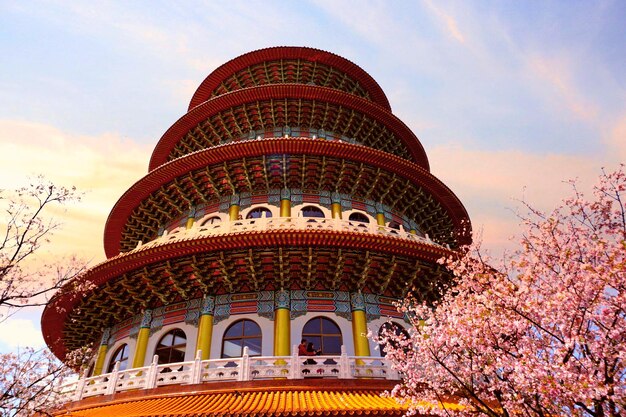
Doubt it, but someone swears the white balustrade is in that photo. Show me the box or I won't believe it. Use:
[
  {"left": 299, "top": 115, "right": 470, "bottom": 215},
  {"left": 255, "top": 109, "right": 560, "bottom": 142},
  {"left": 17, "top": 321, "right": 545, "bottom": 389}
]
[
  {"left": 143, "top": 216, "right": 439, "bottom": 251},
  {"left": 58, "top": 347, "right": 401, "bottom": 402}
]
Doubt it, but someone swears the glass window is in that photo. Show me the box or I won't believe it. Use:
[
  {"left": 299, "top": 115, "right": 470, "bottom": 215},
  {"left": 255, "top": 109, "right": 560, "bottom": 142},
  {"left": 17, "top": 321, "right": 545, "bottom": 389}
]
[
  {"left": 348, "top": 212, "right": 369, "bottom": 225},
  {"left": 222, "top": 319, "right": 262, "bottom": 358},
  {"left": 301, "top": 206, "right": 325, "bottom": 218},
  {"left": 388, "top": 221, "right": 401, "bottom": 230},
  {"left": 107, "top": 344, "right": 130, "bottom": 373},
  {"left": 155, "top": 329, "right": 187, "bottom": 365},
  {"left": 378, "top": 322, "right": 410, "bottom": 357},
  {"left": 200, "top": 216, "right": 221, "bottom": 226},
  {"left": 302, "top": 317, "right": 342, "bottom": 355},
  {"left": 246, "top": 207, "right": 273, "bottom": 219}
]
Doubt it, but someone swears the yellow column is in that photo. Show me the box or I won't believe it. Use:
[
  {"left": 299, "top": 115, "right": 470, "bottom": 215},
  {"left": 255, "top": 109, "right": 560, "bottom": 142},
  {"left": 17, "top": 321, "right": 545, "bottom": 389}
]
[
  {"left": 273, "top": 290, "right": 291, "bottom": 356},
  {"left": 195, "top": 295, "right": 215, "bottom": 360},
  {"left": 92, "top": 328, "right": 110, "bottom": 376},
  {"left": 132, "top": 310, "right": 152, "bottom": 368},
  {"left": 376, "top": 213, "right": 385, "bottom": 227},
  {"left": 351, "top": 293, "right": 370, "bottom": 356},
  {"left": 331, "top": 192, "right": 342, "bottom": 219},
  {"left": 280, "top": 189, "right": 291, "bottom": 217},
  {"left": 186, "top": 206, "right": 197, "bottom": 229},
  {"left": 409, "top": 229, "right": 417, "bottom": 235},
  {"left": 229, "top": 194, "right": 240, "bottom": 221}
]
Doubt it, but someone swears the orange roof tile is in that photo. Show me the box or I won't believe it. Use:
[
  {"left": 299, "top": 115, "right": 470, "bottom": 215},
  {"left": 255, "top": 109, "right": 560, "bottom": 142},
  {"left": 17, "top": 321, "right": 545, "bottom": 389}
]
[{"left": 60, "top": 389, "right": 407, "bottom": 417}]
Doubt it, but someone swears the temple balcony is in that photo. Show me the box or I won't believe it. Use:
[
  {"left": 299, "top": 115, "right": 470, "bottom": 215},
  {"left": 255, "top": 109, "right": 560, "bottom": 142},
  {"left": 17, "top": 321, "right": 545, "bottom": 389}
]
[
  {"left": 136, "top": 215, "right": 445, "bottom": 251},
  {"left": 60, "top": 346, "right": 401, "bottom": 402}
]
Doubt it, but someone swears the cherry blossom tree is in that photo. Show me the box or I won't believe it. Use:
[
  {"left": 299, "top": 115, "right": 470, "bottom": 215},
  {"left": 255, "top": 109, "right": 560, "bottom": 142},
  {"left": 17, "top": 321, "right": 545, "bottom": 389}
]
[
  {"left": 0, "top": 178, "right": 88, "bottom": 416},
  {"left": 0, "top": 346, "right": 93, "bottom": 417},
  {"left": 379, "top": 166, "right": 626, "bottom": 417},
  {"left": 0, "top": 348, "right": 69, "bottom": 417},
  {"left": 0, "top": 177, "right": 84, "bottom": 318}
]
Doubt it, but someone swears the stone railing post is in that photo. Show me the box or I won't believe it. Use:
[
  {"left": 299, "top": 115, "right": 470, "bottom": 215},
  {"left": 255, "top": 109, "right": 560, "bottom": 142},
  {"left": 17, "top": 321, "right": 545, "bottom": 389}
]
[
  {"left": 290, "top": 345, "right": 300, "bottom": 379},
  {"left": 339, "top": 345, "right": 350, "bottom": 379},
  {"left": 105, "top": 362, "right": 120, "bottom": 395},
  {"left": 72, "top": 369, "right": 90, "bottom": 402},
  {"left": 191, "top": 350, "right": 203, "bottom": 384},
  {"left": 240, "top": 346, "right": 250, "bottom": 381},
  {"left": 259, "top": 212, "right": 268, "bottom": 230},
  {"left": 144, "top": 355, "right": 159, "bottom": 389}
]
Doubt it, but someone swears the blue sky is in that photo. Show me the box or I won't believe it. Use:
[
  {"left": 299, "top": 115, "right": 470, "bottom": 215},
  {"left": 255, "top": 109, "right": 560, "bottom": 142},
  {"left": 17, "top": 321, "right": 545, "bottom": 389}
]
[{"left": 0, "top": 0, "right": 625, "bottom": 349}]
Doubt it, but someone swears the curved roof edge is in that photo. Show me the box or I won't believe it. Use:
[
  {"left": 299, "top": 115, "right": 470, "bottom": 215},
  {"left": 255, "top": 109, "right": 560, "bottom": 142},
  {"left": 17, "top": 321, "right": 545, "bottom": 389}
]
[
  {"left": 109, "top": 139, "right": 469, "bottom": 258},
  {"left": 44, "top": 230, "right": 454, "bottom": 359},
  {"left": 188, "top": 46, "right": 391, "bottom": 111},
  {"left": 60, "top": 379, "right": 405, "bottom": 415},
  {"left": 149, "top": 84, "right": 428, "bottom": 172}
]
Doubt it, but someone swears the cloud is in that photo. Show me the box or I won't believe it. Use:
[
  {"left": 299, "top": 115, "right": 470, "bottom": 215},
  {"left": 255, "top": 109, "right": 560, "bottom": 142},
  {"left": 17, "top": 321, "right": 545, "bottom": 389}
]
[
  {"left": 605, "top": 114, "right": 626, "bottom": 161},
  {"left": 0, "top": 120, "right": 151, "bottom": 262},
  {"left": 527, "top": 55, "right": 599, "bottom": 122},
  {"left": 0, "top": 318, "right": 44, "bottom": 349},
  {"left": 428, "top": 142, "right": 610, "bottom": 255},
  {"left": 422, "top": 0, "right": 466, "bottom": 43}
]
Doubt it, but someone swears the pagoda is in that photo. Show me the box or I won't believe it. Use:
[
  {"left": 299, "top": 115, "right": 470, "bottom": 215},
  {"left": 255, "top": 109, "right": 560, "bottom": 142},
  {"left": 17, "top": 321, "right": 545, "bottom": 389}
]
[{"left": 42, "top": 46, "right": 472, "bottom": 416}]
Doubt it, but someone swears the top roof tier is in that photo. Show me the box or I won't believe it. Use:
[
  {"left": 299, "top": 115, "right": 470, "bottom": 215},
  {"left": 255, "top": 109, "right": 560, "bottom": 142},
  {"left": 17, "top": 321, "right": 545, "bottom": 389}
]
[
  {"left": 187, "top": 46, "right": 392, "bottom": 111},
  {"left": 148, "top": 47, "right": 430, "bottom": 171}
]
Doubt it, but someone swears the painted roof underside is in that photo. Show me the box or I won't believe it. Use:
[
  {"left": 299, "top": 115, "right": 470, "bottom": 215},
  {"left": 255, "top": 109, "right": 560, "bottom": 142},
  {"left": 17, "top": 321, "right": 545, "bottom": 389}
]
[{"left": 188, "top": 46, "right": 391, "bottom": 111}]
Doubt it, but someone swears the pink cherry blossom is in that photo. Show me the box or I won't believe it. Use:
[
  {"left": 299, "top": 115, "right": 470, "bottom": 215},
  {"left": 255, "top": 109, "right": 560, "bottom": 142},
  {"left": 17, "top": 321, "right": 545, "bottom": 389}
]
[
  {"left": 378, "top": 165, "right": 626, "bottom": 417},
  {"left": 0, "top": 176, "right": 84, "bottom": 318}
]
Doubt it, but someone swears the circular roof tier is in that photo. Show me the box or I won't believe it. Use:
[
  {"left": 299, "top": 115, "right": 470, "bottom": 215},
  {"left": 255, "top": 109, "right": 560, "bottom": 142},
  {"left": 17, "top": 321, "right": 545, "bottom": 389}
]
[
  {"left": 108, "top": 139, "right": 470, "bottom": 257},
  {"left": 43, "top": 230, "right": 452, "bottom": 359},
  {"left": 59, "top": 379, "right": 408, "bottom": 417},
  {"left": 188, "top": 46, "right": 391, "bottom": 111},
  {"left": 149, "top": 85, "right": 429, "bottom": 171}
]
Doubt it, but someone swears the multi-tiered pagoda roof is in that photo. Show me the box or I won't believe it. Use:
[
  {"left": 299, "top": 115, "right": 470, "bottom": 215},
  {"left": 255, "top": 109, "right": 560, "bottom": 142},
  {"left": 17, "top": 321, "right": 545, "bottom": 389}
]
[{"left": 42, "top": 46, "right": 471, "bottom": 417}]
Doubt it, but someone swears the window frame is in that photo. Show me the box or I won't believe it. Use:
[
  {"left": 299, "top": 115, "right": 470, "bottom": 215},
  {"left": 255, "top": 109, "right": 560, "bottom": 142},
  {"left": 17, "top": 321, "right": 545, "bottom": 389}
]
[
  {"left": 301, "top": 316, "right": 343, "bottom": 355},
  {"left": 107, "top": 343, "right": 130, "bottom": 373},
  {"left": 199, "top": 216, "right": 222, "bottom": 226},
  {"left": 221, "top": 319, "right": 263, "bottom": 358},
  {"left": 348, "top": 211, "right": 370, "bottom": 226},
  {"left": 246, "top": 207, "right": 273, "bottom": 219},
  {"left": 154, "top": 328, "right": 187, "bottom": 365},
  {"left": 300, "top": 205, "right": 326, "bottom": 219}
]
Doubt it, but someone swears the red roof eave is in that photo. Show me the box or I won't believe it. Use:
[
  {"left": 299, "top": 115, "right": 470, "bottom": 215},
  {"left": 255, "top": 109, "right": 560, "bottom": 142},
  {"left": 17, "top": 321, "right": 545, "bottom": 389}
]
[
  {"left": 108, "top": 139, "right": 470, "bottom": 257},
  {"left": 188, "top": 46, "right": 391, "bottom": 111},
  {"left": 43, "top": 230, "right": 453, "bottom": 360},
  {"left": 148, "top": 84, "right": 428, "bottom": 171}
]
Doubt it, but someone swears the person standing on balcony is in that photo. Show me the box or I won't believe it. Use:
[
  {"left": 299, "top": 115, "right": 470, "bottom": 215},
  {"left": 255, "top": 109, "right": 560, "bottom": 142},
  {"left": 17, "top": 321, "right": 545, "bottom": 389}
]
[{"left": 298, "top": 339, "right": 309, "bottom": 356}]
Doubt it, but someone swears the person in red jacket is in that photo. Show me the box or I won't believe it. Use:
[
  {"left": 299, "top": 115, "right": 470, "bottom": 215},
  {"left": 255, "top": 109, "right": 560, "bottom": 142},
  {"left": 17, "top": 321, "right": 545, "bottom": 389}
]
[{"left": 298, "top": 339, "right": 310, "bottom": 356}]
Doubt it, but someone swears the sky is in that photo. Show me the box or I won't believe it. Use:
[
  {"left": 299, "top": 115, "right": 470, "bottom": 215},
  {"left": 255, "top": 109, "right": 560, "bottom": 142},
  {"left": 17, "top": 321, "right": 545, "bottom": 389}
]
[{"left": 0, "top": 0, "right": 625, "bottom": 350}]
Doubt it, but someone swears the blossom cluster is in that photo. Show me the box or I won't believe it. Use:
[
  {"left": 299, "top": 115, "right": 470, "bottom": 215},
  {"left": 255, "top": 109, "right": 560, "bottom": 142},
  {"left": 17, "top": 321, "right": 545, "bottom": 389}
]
[{"left": 379, "top": 166, "right": 626, "bottom": 417}]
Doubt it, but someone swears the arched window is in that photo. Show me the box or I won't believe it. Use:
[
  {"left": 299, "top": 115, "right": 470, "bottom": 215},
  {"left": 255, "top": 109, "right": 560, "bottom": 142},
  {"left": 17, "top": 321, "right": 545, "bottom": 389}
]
[
  {"left": 107, "top": 344, "right": 130, "bottom": 373},
  {"left": 388, "top": 221, "right": 401, "bottom": 230},
  {"left": 155, "top": 329, "right": 187, "bottom": 365},
  {"left": 200, "top": 216, "right": 221, "bottom": 226},
  {"left": 378, "top": 322, "right": 410, "bottom": 357},
  {"left": 301, "top": 206, "right": 325, "bottom": 218},
  {"left": 302, "top": 317, "right": 342, "bottom": 355},
  {"left": 246, "top": 207, "right": 272, "bottom": 219},
  {"left": 222, "top": 319, "right": 262, "bottom": 358},
  {"left": 388, "top": 221, "right": 401, "bottom": 234},
  {"left": 349, "top": 212, "right": 369, "bottom": 225}
]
